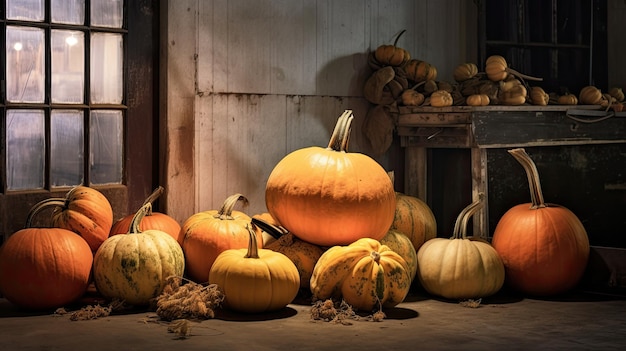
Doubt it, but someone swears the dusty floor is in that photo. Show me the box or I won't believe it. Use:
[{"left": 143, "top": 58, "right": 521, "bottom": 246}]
[{"left": 0, "top": 285, "right": 625, "bottom": 351}]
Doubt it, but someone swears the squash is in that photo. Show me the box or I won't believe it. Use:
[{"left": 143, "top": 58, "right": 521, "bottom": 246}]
[
  {"left": 453, "top": 63, "right": 478, "bottom": 82},
  {"left": 373, "top": 30, "right": 411, "bottom": 67},
  {"left": 29, "top": 185, "right": 113, "bottom": 252},
  {"left": 93, "top": 202, "right": 185, "bottom": 305},
  {"left": 259, "top": 218, "right": 324, "bottom": 290},
  {"left": 579, "top": 85, "right": 604, "bottom": 105},
  {"left": 401, "top": 88, "right": 425, "bottom": 106},
  {"left": 609, "top": 87, "right": 624, "bottom": 102},
  {"left": 530, "top": 86, "right": 549, "bottom": 106},
  {"left": 379, "top": 229, "right": 418, "bottom": 280},
  {"left": 265, "top": 110, "right": 396, "bottom": 247},
  {"left": 180, "top": 193, "right": 262, "bottom": 283},
  {"left": 310, "top": 237, "right": 411, "bottom": 311},
  {"left": 109, "top": 186, "right": 182, "bottom": 245},
  {"left": 557, "top": 93, "right": 578, "bottom": 105},
  {"left": 492, "top": 148, "right": 590, "bottom": 296},
  {"left": 0, "top": 202, "right": 93, "bottom": 310},
  {"left": 485, "top": 55, "right": 542, "bottom": 82},
  {"left": 500, "top": 84, "right": 527, "bottom": 105},
  {"left": 405, "top": 59, "right": 437, "bottom": 83},
  {"left": 466, "top": 94, "right": 490, "bottom": 106},
  {"left": 416, "top": 194, "right": 505, "bottom": 300},
  {"left": 209, "top": 223, "right": 300, "bottom": 313},
  {"left": 429, "top": 90, "right": 453, "bottom": 107}
]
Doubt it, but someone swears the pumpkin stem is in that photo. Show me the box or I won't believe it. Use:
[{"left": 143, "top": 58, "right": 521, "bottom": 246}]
[
  {"left": 140, "top": 186, "right": 165, "bottom": 215},
  {"left": 327, "top": 110, "right": 354, "bottom": 152},
  {"left": 370, "top": 250, "right": 381, "bottom": 263},
  {"left": 251, "top": 217, "right": 287, "bottom": 240},
  {"left": 452, "top": 193, "right": 484, "bottom": 239},
  {"left": 508, "top": 148, "right": 546, "bottom": 209},
  {"left": 25, "top": 198, "right": 67, "bottom": 228},
  {"left": 392, "top": 29, "right": 406, "bottom": 47},
  {"left": 214, "top": 193, "right": 249, "bottom": 220},
  {"left": 244, "top": 223, "right": 260, "bottom": 259},
  {"left": 506, "top": 67, "right": 543, "bottom": 82},
  {"left": 130, "top": 202, "right": 152, "bottom": 234}
]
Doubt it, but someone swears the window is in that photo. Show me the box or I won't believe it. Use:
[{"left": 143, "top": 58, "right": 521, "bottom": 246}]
[{"left": 3, "top": 0, "right": 125, "bottom": 191}]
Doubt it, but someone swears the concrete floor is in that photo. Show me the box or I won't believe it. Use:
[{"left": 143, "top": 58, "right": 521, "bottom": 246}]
[{"left": 0, "top": 286, "right": 625, "bottom": 351}]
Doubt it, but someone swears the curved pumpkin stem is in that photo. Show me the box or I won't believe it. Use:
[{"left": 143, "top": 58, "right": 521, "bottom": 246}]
[
  {"left": 251, "top": 217, "right": 287, "bottom": 240},
  {"left": 508, "top": 148, "right": 546, "bottom": 209},
  {"left": 392, "top": 29, "right": 406, "bottom": 47},
  {"left": 214, "top": 193, "right": 249, "bottom": 220},
  {"left": 25, "top": 198, "right": 67, "bottom": 228},
  {"left": 140, "top": 186, "right": 165, "bottom": 215},
  {"left": 327, "top": 110, "right": 354, "bottom": 152},
  {"left": 244, "top": 223, "right": 260, "bottom": 259},
  {"left": 129, "top": 202, "right": 152, "bottom": 234},
  {"left": 506, "top": 67, "right": 543, "bottom": 82},
  {"left": 451, "top": 193, "right": 484, "bottom": 239}
]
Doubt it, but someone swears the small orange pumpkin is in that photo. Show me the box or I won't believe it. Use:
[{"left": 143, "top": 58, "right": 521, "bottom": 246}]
[
  {"left": 485, "top": 55, "right": 542, "bottom": 82},
  {"left": 453, "top": 63, "right": 478, "bottom": 82},
  {"left": 373, "top": 30, "right": 411, "bottom": 67},
  {"left": 579, "top": 86, "right": 604, "bottom": 105},
  {"left": 466, "top": 94, "right": 490, "bottom": 106},
  {"left": 405, "top": 59, "right": 437, "bottom": 83},
  {"left": 429, "top": 90, "right": 453, "bottom": 107},
  {"left": 557, "top": 93, "right": 578, "bottom": 105},
  {"left": 530, "top": 86, "right": 549, "bottom": 106}
]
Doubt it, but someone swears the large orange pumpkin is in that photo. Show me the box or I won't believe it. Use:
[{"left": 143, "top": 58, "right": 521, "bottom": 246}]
[
  {"left": 109, "top": 186, "right": 182, "bottom": 245},
  {"left": 0, "top": 202, "right": 93, "bottom": 310},
  {"left": 265, "top": 110, "right": 396, "bottom": 247},
  {"left": 31, "top": 185, "right": 113, "bottom": 252},
  {"left": 180, "top": 193, "right": 262, "bottom": 283},
  {"left": 491, "top": 148, "right": 590, "bottom": 296}
]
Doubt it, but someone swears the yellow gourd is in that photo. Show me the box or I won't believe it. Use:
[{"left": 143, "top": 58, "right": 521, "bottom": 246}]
[
  {"left": 466, "top": 94, "right": 490, "bottom": 106},
  {"left": 430, "top": 90, "right": 453, "bottom": 107}
]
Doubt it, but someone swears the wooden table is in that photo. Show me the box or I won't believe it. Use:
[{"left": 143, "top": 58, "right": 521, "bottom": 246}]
[{"left": 396, "top": 105, "right": 626, "bottom": 237}]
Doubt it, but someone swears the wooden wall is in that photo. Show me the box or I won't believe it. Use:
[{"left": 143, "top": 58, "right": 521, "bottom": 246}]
[{"left": 161, "top": 0, "right": 474, "bottom": 222}]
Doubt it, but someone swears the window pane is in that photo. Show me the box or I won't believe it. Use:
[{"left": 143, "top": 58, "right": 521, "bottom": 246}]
[
  {"left": 51, "top": 110, "right": 84, "bottom": 187},
  {"left": 6, "top": 0, "right": 44, "bottom": 21},
  {"left": 51, "top": 0, "right": 85, "bottom": 25},
  {"left": 91, "top": 0, "right": 123, "bottom": 28},
  {"left": 90, "top": 33, "right": 123, "bottom": 104},
  {"left": 6, "top": 26, "right": 45, "bottom": 103},
  {"left": 6, "top": 110, "right": 45, "bottom": 190},
  {"left": 90, "top": 110, "right": 123, "bottom": 185},
  {"left": 52, "top": 30, "right": 85, "bottom": 104}
]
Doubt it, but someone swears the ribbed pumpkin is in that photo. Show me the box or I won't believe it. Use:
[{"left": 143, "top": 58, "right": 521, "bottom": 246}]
[
  {"left": 466, "top": 93, "right": 490, "bottom": 106},
  {"left": 557, "top": 93, "right": 578, "bottom": 105},
  {"left": 109, "top": 186, "right": 182, "bottom": 245},
  {"left": 401, "top": 88, "right": 425, "bottom": 106},
  {"left": 492, "top": 148, "right": 590, "bottom": 296},
  {"left": 265, "top": 110, "right": 396, "bottom": 247},
  {"left": 416, "top": 194, "right": 505, "bottom": 300},
  {"left": 31, "top": 185, "right": 113, "bottom": 252},
  {"left": 405, "top": 59, "right": 437, "bottom": 83},
  {"left": 373, "top": 29, "right": 411, "bottom": 67},
  {"left": 0, "top": 202, "right": 93, "bottom": 310},
  {"left": 530, "top": 86, "right": 549, "bottom": 106},
  {"left": 310, "top": 238, "right": 411, "bottom": 311},
  {"left": 389, "top": 187, "right": 437, "bottom": 252},
  {"left": 609, "top": 87, "right": 624, "bottom": 102},
  {"left": 93, "top": 202, "right": 185, "bottom": 306},
  {"left": 500, "top": 83, "right": 527, "bottom": 106},
  {"left": 453, "top": 62, "right": 478, "bottom": 82},
  {"left": 209, "top": 223, "right": 300, "bottom": 313},
  {"left": 379, "top": 229, "right": 418, "bottom": 280},
  {"left": 579, "top": 85, "right": 604, "bottom": 105},
  {"left": 180, "top": 194, "right": 262, "bottom": 283},
  {"left": 485, "top": 55, "right": 542, "bottom": 82}
]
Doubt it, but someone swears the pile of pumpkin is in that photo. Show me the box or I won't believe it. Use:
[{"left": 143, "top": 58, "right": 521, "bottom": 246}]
[{"left": 0, "top": 111, "right": 591, "bottom": 317}]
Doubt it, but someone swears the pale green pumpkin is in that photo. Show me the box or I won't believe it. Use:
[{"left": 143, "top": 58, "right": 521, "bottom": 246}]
[{"left": 93, "top": 203, "right": 185, "bottom": 306}]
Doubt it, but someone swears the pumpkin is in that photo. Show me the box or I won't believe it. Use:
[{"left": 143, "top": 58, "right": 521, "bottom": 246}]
[
  {"left": 401, "top": 88, "right": 425, "bottom": 106},
  {"left": 265, "top": 110, "right": 396, "bottom": 247},
  {"left": 429, "top": 90, "right": 453, "bottom": 107},
  {"left": 252, "top": 212, "right": 283, "bottom": 246},
  {"left": 579, "top": 85, "right": 604, "bottom": 105},
  {"left": 379, "top": 229, "right": 418, "bottom": 280},
  {"left": 0, "top": 202, "right": 93, "bottom": 310},
  {"left": 405, "top": 59, "right": 437, "bottom": 83},
  {"left": 93, "top": 202, "right": 185, "bottom": 305},
  {"left": 609, "top": 87, "right": 624, "bottom": 102},
  {"left": 109, "top": 186, "right": 182, "bottom": 245},
  {"left": 557, "top": 93, "right": 578, "bottom": 105},
  {"left": 466, "top": 94, "right": 490, "bottom": 106},
  {"left": 491, "top": 148, "right": 590, "bottom": 296},
  {"left": 373, "top": 29, "right": 411, "bottom": 67},
  {"left": 453, "top": 63, "right": 478, "bottom": 82},
  {"left": 530, "top": 86, "right": 549, "bottom": 106},
  {"left": 416, "top": 194, "right": 505, "bottom": 300},
  {"left": 500, "top": 84, "right": 527, "bottom": 105},
  {"left": 387, "top": 171, "right": 437, "bottom": 252},
  {"left": 485, "top": 55, "right": 542, "bottom": 82},
  {"left": 180, "top": 193, "right": 262, "bottom": 283},
  {"left": 30, "top": 185, "right": 113, "bottom": 252},
  {"left": 310, "top": 237, "right": 411, "bottom": 311},
  {"left": 209, "top": 223, "right": 300, "bottom": 313}
]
